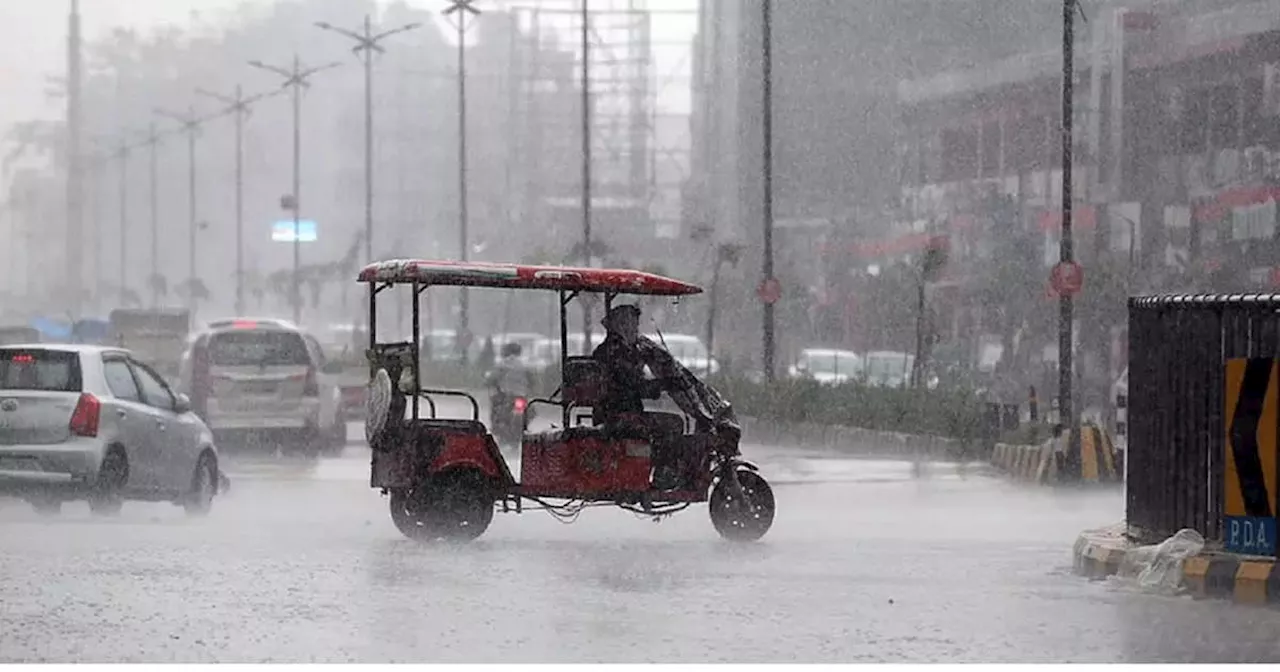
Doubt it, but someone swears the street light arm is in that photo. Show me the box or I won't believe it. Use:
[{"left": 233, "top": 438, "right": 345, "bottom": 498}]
[
  {"left": 154, "top": 107, "right": 193, "bottom": 124},
  {"left": 248, "top": 60, "right": 293, "bottom": 80},
  {"left": 195, "top": 87, "right": 236, "bottom": 106},
  {"left": 314, "top": 21, "right": 367, "bottom": 44},
  {"left": 299, "top": 61, "right": 344, "bottom": 79},
  {"left": 373, "top": 22, "right": 423, "bottom": 43}
]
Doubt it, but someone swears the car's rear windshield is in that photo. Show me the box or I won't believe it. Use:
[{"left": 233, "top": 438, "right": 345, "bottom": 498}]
[
  {"left": 208, "top": 331, "right": 310, "bottom": 367},
  {"left": 0, "top": 349, "right": 82, "bottom": 392}
]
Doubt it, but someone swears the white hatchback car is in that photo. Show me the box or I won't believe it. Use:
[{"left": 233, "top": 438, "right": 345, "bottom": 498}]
[
  {"left": 180, "top": 318, "right": 344, "bottom": 455},
  {"left": 0, "top": 344, "right": 220, "bottom": 516}
]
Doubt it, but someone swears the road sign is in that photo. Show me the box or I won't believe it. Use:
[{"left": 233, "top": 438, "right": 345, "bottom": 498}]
[
  {"left": 1050, "top": 261, "right": 1084, "bottom": 296},
  {"left": 757, "top": 277, "right": 782, "bottom": 305},
  {"left": 1224, "top": 358, "right": 1278, "bottom": 556},
  {"left": 272, "top": 220, "right": 317, "bottom": 243}
]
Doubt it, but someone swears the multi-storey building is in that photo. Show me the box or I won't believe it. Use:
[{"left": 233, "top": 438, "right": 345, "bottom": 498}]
[{"left": 892, "top": 0, "right": 1280, "bottom": 401}]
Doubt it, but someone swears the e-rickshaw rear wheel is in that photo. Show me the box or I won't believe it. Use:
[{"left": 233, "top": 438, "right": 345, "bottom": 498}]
[
  {"left": 709, "top": 469, "right": 775, "bottom": 542},
  {"left": 388, "top": 468, "right": 496, "bottom": 542}
]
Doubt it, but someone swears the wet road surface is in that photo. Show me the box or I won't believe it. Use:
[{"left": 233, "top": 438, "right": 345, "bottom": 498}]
[{"left": 2, "top": 415, "right": 1280, "bottom": 661}]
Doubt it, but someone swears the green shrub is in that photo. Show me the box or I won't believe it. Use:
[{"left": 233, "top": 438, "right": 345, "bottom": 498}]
[
  {"left": 708, "top": 375, "right": 988, "bottom": 442},
  {"left": 998, "top": 423, "right": 1054, "bottom": 446}
]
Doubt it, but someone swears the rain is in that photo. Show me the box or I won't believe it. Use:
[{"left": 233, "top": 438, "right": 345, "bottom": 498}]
[{"left": 3, "top": 0, "right": 1280, "bottom": 664}]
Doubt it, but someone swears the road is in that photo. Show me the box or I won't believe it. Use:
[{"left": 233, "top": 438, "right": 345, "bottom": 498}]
[{"left": 1, "top": 403, "right": 1279, "bottom": 662}]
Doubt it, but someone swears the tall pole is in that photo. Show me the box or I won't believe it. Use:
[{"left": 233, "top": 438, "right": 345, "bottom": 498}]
[
  {"left": 188, "top": 111, "right": 198, "bottom": 313},
  {"left": 1060, "top": 0, "right": 1079, "bottom": 460},
  {"left": 458, "top": 16, "right": 471, "bottom": 360},
  {"left": 364, "top": 16, "right": 375, "bottom": 264},
  {"left": 316, "top": 16, "right": 419, "bottom": 337},
  {"left": 198, "top": 86, "right": 276, "bottom": 316},
  {"left": 234, "top": 87, "right": 245, "bottom": 316},
  {"left": 292, "top": 55, "right": 303, "bottom": 325},
  {"left": 117, "top": 144, "right": 129, "bottom": 306},
  {"left": 148, "top": 123, "right": 159, "bottom": 308},
  {"left": 581, "top": 0, "right": 593, "bottom": 349},
  {"left": 66, "top": 0, "right": 84, "bottom": 314},
  {"left": 761, "top": 0, "right": 776, "bottom": 382},
  {"left": 249, "top": 56, "right": 340, "bottom": 325}
]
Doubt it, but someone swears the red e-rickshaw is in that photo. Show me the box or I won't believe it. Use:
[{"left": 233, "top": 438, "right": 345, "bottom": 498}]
[{"left": 359, "top": 259, "right": 775, "bottom": 543}]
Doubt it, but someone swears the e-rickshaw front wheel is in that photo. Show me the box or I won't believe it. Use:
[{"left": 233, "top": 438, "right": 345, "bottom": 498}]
[
  {"left": 388, "top": 469, "right": 496, "bottom": 542},
  {"left": 709, "top": 468, "right": 775, "bottom": 542}
]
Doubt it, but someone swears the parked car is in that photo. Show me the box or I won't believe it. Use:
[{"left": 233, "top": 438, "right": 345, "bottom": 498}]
[
  {"left": 863, "top": 350, "right": 939, "bottom": 389},
  {"left": 0, "top": 344, "right": 221, "bottom": 516},
  {"left": 788, "top": 348, "right": 864, "bottom": 385},
  {"left": 645, "top": 333, "right": 720, "bottom": 377},
  {"left": 179, "top": 318, "right": 345, "bottom": 456}
]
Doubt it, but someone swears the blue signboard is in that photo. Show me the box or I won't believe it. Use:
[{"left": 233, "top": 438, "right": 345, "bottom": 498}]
[
  {"left": 272, "top": 220, "right": 317, "bottom": 243},
  {"left": 1225, "top": 515, "right": 1276, "bottom": 556}
]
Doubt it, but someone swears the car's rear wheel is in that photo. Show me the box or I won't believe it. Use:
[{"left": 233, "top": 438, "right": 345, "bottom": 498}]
[
  {"left": 184, "top": 452, "right": 217, "bottom": 517},
  {"left": 28, "top": 495, "right": 61, "bottom": 516},
  {"left": 319, "top": 416, "right": 346, "bottom": 457},
  {"left": 89, "top": 449, "right": 127, "bottom": 516}
]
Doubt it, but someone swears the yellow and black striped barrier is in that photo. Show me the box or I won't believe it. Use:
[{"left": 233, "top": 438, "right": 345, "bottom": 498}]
[
  {"left": 991, "top": 422, "right": 1120, "bottom": 485},
  {"left": 1183, "top": 555, "right": 1280, "bottom": 605}
]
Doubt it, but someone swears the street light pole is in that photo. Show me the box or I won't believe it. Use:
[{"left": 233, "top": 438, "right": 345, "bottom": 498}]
[
  {"left": 155, "top": 106, "right": 205, "bottom": 315},
  {"left": 147, "top": 123, "right": 159, "bottom": 308},
  {"left": 761, "top": 0, "right": 776, "bottom": 382},
  {"left": 197, "top": 86, "right": 277, "bottom": 316},
  {"left": 248, "top": 56, "right": 342, "bottom": 325},
  {"left": 315, "top": 15, "right": 421, "bottom": 265},
  {"left": 581, "top": 0, "right": 593, "bottom": 351},
  {"left": 66, "top": 0, "right": 84, "bottom": 314},
  {"left": 443, "top": 0, "right": 481, "bottom": 361},
  {"left": 116, "top": 141, "right": 129, "bottom": 306},
  {"left": 1060, "top": 0, "right": 1080, "bottom": 460}
]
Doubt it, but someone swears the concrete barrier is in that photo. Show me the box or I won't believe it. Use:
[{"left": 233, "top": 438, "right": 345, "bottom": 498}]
[{"left": 991, "top": 422, "right": 1121, "bottom": 485}]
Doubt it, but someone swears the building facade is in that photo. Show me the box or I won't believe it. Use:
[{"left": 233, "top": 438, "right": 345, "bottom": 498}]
[{"left": 891, "top": 0, "right": 1280, "bottom": 402}]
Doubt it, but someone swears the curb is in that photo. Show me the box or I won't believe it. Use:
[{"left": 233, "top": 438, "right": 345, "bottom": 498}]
[{"left": 1072, "top": 526, "right": 1280, "bottom": 605}]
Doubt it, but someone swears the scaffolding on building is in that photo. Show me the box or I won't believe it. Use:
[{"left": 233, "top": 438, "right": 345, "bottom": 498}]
[{"left": 503, "top": 0, "right": 695, "bottom": 260}]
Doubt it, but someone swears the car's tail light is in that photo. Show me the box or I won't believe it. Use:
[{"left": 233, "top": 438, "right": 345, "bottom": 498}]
[
  {"left": 303, "top": 367, "right": 319, "bottom": 396},
  {"left": 69, "top": 393, "right": 100, "bottom": 437},
  {"left": 512, "top": 397, "right": 527, "bottom": 414}
]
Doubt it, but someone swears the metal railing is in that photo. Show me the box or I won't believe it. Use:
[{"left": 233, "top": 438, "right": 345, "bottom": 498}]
[{"left": 1127, "top": 294, "right": 1280, "bottom": 546}]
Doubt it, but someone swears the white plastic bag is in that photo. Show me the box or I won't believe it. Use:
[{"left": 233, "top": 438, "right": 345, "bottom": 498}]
[{"left": 1118, "top": 528, "right": 1205, "bottom": 594}]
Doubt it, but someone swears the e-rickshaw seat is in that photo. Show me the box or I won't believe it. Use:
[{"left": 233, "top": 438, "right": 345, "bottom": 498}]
[
  {"left": 410, "top": 418, "right": 487, "bottom": 436},
  {"left": 562, "top": 356, "right": 606, "bottom": 408}
]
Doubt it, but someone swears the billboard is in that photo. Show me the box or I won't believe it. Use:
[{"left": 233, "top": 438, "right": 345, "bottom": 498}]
[{"left": 272, "top": 220, "right": 318, "bottom": 243}]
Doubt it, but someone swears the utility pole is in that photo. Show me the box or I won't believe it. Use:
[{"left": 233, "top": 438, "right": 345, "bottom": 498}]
[
  {"left": 249, "top": 56, "right": 341, "bottom": 325},
  {"left": 115, "top": 141, "right": 129, "bottom": 306},
  {"left": 155, "top": 105, "right": 213, "bottom": 316},
  {"left": 1060, "top": 0, "right": 1080, "bottom": 464},
  {"left": 141, "top": 123, "right": 161, "bottom": 308},
  {"left": 316, "top": 15, "right": 421, "bottom": 265},
  {"left": 197, "top": 86, "right": 278, "bottom": 316},
  {"left": 443, "top": 0, "right": 481, "bottom": 361},
  {"left": 581, "top": 0, "right": 593, "bottom": 350},
  {"left": 66, "top": 0, "right": 84, "bottom": 314},
  {"left": 761, "top": 0, "right": 776, "bottom": 382}
]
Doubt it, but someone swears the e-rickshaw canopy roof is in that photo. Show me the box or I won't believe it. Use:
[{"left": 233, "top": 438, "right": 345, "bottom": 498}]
[{"left": 358, "top": 259, "right": 703, "bottom": 297}]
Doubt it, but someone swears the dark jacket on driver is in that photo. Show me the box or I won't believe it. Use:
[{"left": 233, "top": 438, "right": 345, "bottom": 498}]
[{"left": 591, "top": 334, "right": 662, "bottom": 423}]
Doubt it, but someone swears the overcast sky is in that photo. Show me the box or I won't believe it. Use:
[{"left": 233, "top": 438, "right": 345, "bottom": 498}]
[{"left": 1, "top": 0, "right": 694, "bottom": 134}]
